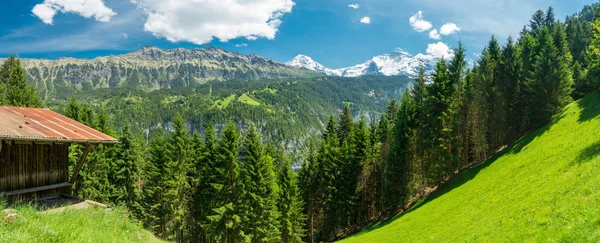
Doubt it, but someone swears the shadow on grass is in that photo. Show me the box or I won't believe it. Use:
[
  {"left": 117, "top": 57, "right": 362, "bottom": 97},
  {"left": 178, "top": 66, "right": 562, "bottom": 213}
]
[
  {"left": 578, "top": 92, "right": 600, "bottom": 123},
  {"left": 575, "top": 141, "right": 600, "bottom": 165}
]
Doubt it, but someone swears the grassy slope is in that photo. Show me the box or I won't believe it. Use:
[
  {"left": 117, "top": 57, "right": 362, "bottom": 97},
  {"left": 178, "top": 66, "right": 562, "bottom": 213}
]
[
  {"left": 0, "top": 204, "right": 164, "bottom": 243},
  {"left": 341, "top": 92, "right": 600, "bottom": 242}
]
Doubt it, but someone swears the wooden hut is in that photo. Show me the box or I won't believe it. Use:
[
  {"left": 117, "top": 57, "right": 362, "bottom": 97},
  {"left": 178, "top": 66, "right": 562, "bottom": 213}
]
[{"left": 0, "top": 106, "right": 117, "bottom": 199}]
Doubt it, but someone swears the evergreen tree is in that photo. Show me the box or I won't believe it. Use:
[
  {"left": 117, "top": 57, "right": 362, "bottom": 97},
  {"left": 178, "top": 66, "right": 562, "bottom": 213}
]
[
  {"left": 384, "top": 91, "right": 415, "bottom": 214},
  {"left": 191, "top": 124, "right": 220, "bottom": 242},
  {"left": 111, "top": 125, "right": 143, "bottom": 216},
  {"left": 337, "top": 104, "right": 353, "bottom": 143},
  {"left": 529, "top": 27, "right": 574, "bottom": 127},
  {"left": 529, "top": 10, "right": 546, "bottom": 37},
  {"left": 498, "top": 37, "right": 523, "bottom": 142},
  {"left": 298, "top": 144, "right": 321, "bottom": 243},
  {"left": 0, "top": 55, "right": 42, "bottom": 107},
  {"left": 240, "top": 124, "right": 281, "bottom": 242},
  {"left": 163, "top": 114, "right": 192, "bottom": 240},
  {"left": 213, "top": 122, "right": 244, "bottom": 243},
  {"left": 144, "top": 128, "right": 170, "bottom": 237},
  {"left": 276, "top": 146, "right": 306, "bottom": 243}
]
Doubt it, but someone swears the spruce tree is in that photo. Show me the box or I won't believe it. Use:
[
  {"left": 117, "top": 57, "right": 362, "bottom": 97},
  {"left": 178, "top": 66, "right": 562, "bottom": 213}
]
[
  {"left": 213, "top": 122, "right": 244, "bottom": 243},
  {"left": 0, "top": 55, "right": 42, "bottom": 107},
  {"left": 112, "top": 125, "right": 143, "bottom": 216},
  {"left": 384, "top": 90, "right": 415, "bottom": 214},
  {"left": 529, "top": 27, "right": 574, "bottom": 127},
  {"left": 276, "top": 146, "right": 306, "bottom": 243},
  {"left": 240, "top": 124, "right": 281, "bottom": 242}
]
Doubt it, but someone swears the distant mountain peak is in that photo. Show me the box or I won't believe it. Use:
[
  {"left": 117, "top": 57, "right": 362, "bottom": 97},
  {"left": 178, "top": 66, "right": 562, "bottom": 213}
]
[{"left": 286, "top": 48, "right": 438, "bottom": 78}]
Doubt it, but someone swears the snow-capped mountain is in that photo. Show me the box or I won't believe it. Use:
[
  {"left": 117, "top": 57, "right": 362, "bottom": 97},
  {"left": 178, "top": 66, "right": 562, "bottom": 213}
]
[
  {"left": 286, "top": 48, "right": 438, "bottom": 78},
  {"left": 285, "top": 54, "right": 343, "bottom": 76}
]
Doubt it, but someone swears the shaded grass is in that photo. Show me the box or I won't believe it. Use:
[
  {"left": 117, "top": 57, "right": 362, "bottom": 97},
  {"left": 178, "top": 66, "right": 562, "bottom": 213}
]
[
  {"left": 0, "top": 203, "right": 164, "bottom": 243},
  {"left": 340, "top": 92, "right": 600, "bottom": 242}
]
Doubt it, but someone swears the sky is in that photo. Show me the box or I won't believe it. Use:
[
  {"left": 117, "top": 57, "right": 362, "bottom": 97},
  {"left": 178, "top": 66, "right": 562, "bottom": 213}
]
[{"left": 0, "top": 0, "right": 597, "bottom": 69}]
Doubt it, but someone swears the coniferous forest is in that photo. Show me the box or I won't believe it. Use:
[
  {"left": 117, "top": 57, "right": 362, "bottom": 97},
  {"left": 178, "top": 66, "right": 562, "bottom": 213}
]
[{"left": 2, "top": 3, "right": 600, "bottom": 243}]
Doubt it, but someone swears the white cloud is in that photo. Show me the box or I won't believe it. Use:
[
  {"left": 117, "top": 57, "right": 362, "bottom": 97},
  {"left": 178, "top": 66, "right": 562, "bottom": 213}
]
[
  {"left": 246, "top": 36, "right": 258, "bottom": 41},
  {"left": 409, "top": 11, "right": 432, "bottom": 32},
  {"left": 122, "top": 33, "right": 129, "bottom": 39},
  {"left": 429, "top": 29, "right": 440, "bottom": 40},
  {"left": 235, "top": 43, "right": 248, "bottom": 47},
  {"left": 132, "top": 0, "right": 295, "bottom": 45},
  {"left": 32, "top": 0, "right": 116, "bottom": 25},
  {"left": 360, "top": 17, "right": 371, "bottom": 24},
  {"left": 440, "top": 23, "right": 460, "bottom": 35},
  {"left": 349, "top": 4, "right": 359, "bottom": 9},
  {"left": 426, "top": 42, "right": 453, "bottom": 59}
]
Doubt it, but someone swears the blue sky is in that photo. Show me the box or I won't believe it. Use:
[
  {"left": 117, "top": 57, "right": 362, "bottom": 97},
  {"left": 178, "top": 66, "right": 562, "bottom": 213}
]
[{"left": 0, "top": 0, "right": 597, "bottom": 68}]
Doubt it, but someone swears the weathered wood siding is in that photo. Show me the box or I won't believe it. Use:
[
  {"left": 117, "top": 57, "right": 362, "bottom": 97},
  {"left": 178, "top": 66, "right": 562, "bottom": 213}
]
[{"left": 0, "top": 143, "right": 69, "bottom": 192}]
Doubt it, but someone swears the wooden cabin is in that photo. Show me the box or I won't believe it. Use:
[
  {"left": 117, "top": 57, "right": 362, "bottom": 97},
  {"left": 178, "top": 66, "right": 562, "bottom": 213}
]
[{"left": 0, "top": 106, "right": 117, "bottom": 200}]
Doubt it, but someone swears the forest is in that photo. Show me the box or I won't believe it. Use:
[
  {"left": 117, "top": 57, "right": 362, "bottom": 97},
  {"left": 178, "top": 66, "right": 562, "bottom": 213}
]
[{"left": 1, "top": 3, "right": 600, "bottom": 243}]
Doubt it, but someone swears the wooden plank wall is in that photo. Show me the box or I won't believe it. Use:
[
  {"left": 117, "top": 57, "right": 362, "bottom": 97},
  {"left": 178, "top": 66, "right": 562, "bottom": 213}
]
[{"left": 0, "top": 142, "right": 69, "bottom": 192}]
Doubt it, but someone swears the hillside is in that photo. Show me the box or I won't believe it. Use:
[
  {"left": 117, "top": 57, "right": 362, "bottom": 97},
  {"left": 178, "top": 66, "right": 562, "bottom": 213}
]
[
  {"left": 0, "top": 204, "right": 163, "bottom": 242},
  {"left": 47, "top": 75, "right": 411, "bottom": 151},
  {"left": 340, "top": 92, "right": 600, "bottom": 242},
  {"left": 1, "top": 46, "right": 320, "bottom": 98}
]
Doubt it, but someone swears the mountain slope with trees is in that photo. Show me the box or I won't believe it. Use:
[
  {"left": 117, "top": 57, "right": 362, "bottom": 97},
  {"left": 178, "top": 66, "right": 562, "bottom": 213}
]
[{"left": 340, "top": 92, "right": 600, "bottom": 242}]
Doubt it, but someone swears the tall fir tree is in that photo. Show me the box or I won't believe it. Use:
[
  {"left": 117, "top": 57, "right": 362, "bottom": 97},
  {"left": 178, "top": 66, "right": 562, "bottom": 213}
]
[
  {"left": 276, "top": 146, "right": 306, "bottom": 243},
  {"left": 240, "top": 124, "right": 281, "bottom": 242},
  {"left": 384, "top": 90, "right": 415, "bottom": 214},
  {"left": 0, "top": 55, "right": 42, "bottom": 107}
]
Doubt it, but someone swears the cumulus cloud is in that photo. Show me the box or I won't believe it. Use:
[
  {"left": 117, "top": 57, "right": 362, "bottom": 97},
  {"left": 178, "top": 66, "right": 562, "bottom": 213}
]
[
  {"left": 440, "top": 23, "right": 460, "bottom": 35},
  {"left": 349, "top": 4, "right": 359, "bottom": 9},
  {"left": 32, "top": 0, "right": 116, "bottom": 25},
  {"left": 409, "top": 11, "right": 432, "bottom": 32},
  {"left": 429, "top": 29, "right": 440, "bottom": 40},
  {"left": 132, "top": 0, "right": 295, "bottom": 45},
  {"left": 235, "top": 43, "right": 248, "bottom": 47},
  {"left": 426, "top": 42, "right": 453, "bottom": 59},
  {"left": 360, "top": 17, "right": 371, "bottom": 24}
]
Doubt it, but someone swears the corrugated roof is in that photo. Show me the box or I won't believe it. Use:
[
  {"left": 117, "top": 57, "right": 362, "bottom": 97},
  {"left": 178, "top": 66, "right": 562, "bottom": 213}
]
[{"left": 0, "top": 106, "right": 117, "bottom": 144}]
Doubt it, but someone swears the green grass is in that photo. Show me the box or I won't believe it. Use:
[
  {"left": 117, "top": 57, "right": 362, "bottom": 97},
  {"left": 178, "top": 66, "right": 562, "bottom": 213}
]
[
  {"left": 213, "top": 94, "right": 237, "bottom": 109},
  {"left": 0, "top": 203, "right": 164, "bottom": 243},
  {"left": 340, "top": 92, "right": 600, "bottom": 242},
  {"left": 237, "top": 93, "right": 261, "bottom": 106}
]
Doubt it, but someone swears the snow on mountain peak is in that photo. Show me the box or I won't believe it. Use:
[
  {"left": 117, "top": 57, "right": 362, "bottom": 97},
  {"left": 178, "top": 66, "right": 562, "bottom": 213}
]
[{"left": 286, "top": 48, "right": 438, "bottom": 78}]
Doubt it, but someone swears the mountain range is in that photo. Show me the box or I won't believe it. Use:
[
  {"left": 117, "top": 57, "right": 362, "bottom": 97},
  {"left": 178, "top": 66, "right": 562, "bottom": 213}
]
[
  {"left": 3, "top": 46, "right": 320, "bottom": 98},
  {"left": 285, "top": 48, "right": 438, "bottom": 78}
]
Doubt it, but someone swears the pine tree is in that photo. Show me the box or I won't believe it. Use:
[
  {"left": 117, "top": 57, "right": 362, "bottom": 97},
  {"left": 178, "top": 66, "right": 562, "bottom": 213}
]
[
  {"left": 240, "top": 124, "right": 281, "bottom": 242},
  {"left": 529, "top": 10, "right": 546, "bottom": 38},
  {"left": 162, "top": 114, "right": 192, "bottom": 240},
  {"left": 276, "top": 146, "right": 306, "bottom": 243},
  {"left": 529, "top": 27, "right": 574, "bottom": 128},
  {"left": 318, "top": 116, "right": 341, "bottom": 241},
  {"left": 111, "top": 125, "right": 143, "bottom": 216},
  {"left": 191, "top": 124, "right": 220, "bottom": 242},
  {"left": 144, "top": 128, "right": 170, "bottom": 237},
  {"left": 498, "top": 37, "right": 523, "bottom": 143},
  {"left": 298, "top": 144, "right": 321, "bottom": 243},
  {"left": 587, "top": 8, "right": 600, "bottom": 91},
  {"left": 337, "top": 104, "right": 353, "bottom": 143},
  {"left": 0, "top": 55, "right": 42, "bottom": 107},
  {"left": 384, "top": 90, "right": 415, "bottom": 214},
  {"left": 213, "top": 122, "right": 244, "bottom": 243},
  {"left": 424, "top": 58, "right": 454, "bottom": 183}
]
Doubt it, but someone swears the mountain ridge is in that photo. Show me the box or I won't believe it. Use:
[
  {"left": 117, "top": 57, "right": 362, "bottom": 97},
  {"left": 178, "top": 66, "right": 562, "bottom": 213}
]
[
  {"left": 1, "top": 46, "right": 321, "bottom": 98},
  {"left": 286, "top": 48, "right": 438, "bottom": 78}
]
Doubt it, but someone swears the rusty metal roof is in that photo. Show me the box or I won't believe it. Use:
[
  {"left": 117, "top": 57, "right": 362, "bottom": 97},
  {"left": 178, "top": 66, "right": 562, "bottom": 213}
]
[{"left": 0, "top": 106, "right": 118, "bottom": 144}]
